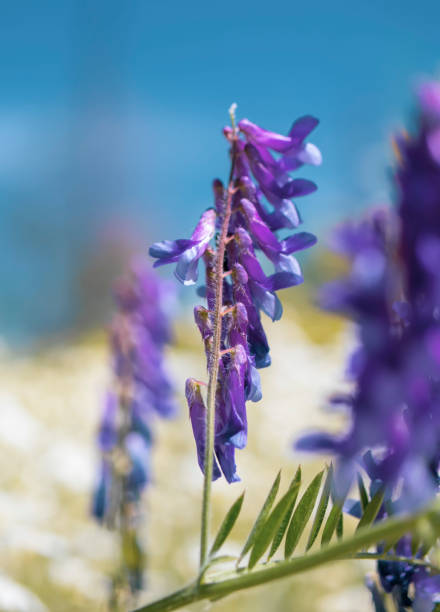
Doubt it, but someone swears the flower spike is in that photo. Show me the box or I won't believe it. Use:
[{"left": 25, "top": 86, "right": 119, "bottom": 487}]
[{"left": 150, "top": 109, "right": 320, "bottom": 483}]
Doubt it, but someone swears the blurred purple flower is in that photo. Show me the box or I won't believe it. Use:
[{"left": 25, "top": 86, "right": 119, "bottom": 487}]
[
  {"left": 297, "top": 82, "right": 440, "bottom": 517},
  {"left": 92, "top": 261, "right": 176, "bottom": 591}
]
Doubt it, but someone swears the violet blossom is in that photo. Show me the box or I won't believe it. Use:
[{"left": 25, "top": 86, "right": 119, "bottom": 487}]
[
  {"left": 296, "top": 81, "right": 440, "bottom": 612},
  {"left": 92, "top": 260, "right": 176, "bottom": 593},
  {"left": 297, "top": 82, "right": 440, "bottom": 506},
  {"left": 150, "top": 110, "right": 321, "bottom": 482}
]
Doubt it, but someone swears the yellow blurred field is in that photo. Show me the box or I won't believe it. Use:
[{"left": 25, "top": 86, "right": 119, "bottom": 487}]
[{"left": 0, "top": 304, "right": 374, "bottom": 612}]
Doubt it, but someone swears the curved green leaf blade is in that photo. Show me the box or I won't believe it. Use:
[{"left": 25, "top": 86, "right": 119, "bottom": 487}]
[
  {"left": 321, "top": 503, "right": 342, "bottom": 546},
  {"left": 210, "top": 492, "right": 245, "bottom": 556},
  {"left": 306, "top": 465, "right": 333, "bottom": 550},
  {"left": 248, "top": 473, "right": 301, "bottom": 570},
  {"left": 357, "top": 473, "right": 369, "bottom": 512},
  {"left": 356, "top": 488, "right": 385, "bottom": 532},
  {"left": 267, "top": 467, "right": 302, "bottom": 560},
  {"left": 284, "top": 470, "right": 324, "bottom": 559},
  {"left": 336, "top": 511, "right": 344, "bottom": 540},
  {"left": 238, "top": 470, "right": 281, "bottom": 564}
]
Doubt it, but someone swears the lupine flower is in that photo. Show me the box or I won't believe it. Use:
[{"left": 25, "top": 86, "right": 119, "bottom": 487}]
[
  {"left": 151, "top": 110, "right": 321, "bottom": 482},
  {"left": 92, "top": 260, "right": 176, "bottom": 593}
]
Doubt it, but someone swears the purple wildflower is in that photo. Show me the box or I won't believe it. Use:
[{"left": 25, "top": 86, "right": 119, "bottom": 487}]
[
  {"left": 375, "top": 536, "right": 440, "bottom": 612},
  {"left": 297, "top": 82, "right": 440, "bottom": 514},
  {"left": 92, "top": 261, "right": 176, "bottom": 593},
  {"left": 150, "top": 208, "right": 216, "bottom": 285},
  {"left": 150, "top": 109, "right": 321, "bottom": 482}
]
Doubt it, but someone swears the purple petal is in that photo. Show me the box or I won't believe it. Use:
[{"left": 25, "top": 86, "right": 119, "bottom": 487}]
[
  {"left": 418, "top": 80, "right": 440, "bottom": 118},
  {"left": 285, "top": 178, "right": 318, "bottom": 197},
  {"left": 249, "top": 280, "right": 283, "bottom": 321},
  {"left": 240, "top": 251, "right": 271, "bottom": 287},
  {"left": 269, "top": 271, "right": 303, "bottom": 291},
  {"left": 288, "top": 115, "right": 319, "bottom": 142},
  {"left": 272, "top": 253, "right": 302, "bottom": 276},
  {"left": 216, "top": 346, "right": 248, "bottom": 448},
  {"left": 295, "top": 432, "right": 340, "bottom": 452},
  {"left": 297, "top": 142, "right": 322, "bottom": 166},
  {"left": 427, "top": 127, "right": 440, "bottom": 164},
  {"left": 194, "top": 306, "right": 212, "bottom": 340},
  {"left": 149, "top": 239, "right": 196, "bottom": 266},
  {"left": 240, "top": 198, "right": 281, "bottom": 254},
  {"left": 246, "top": 364, "right": 262, "bottom": 403},
  {"left": 214, "top": 443, "right": 241, "bottom": 483},
  {"left": 98, "top": 392, "right": 118, "bottom": 451},
  {"left": 238, "top": 118, "right": 292, "bottom": 152},
  {"left": 264, "top": 199, "right": 301, "bottom": 230},
  {"left": 212, "top": 179, "right": 225, "bottom": 215},
  {"left": 280, "top": 232, "right": 317, "bottom": 254},
  {"left": 186, "top": 378, "right": 221, "bottom": 480}
]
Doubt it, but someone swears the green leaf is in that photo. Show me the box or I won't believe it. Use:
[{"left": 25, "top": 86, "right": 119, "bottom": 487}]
[
  {"left": 248, "top": 472, "right": 301, "bottom": 570},
  {"left": 267, "top": 467, "right": 302, "bottom": 560},
  {"left": 210, "top": 492, "right": 245, "bottom": 556},
  {"left": 238, "top": 471, "right": 281, "bottom": 564},
  {"left": 336, "top": 511, "right": 343, "bottom": 540},
  {"left": 411, "top": 534, "right": 421, "bottom": 557},
  {"left": 306, "top": 465, "right": 333, "bottom": 550},
  {"left": 357, "top": 473, "right": 369, "bottom": 512},
  {"left": 284, "top": 470, "right": 324, "bottom": 559},
  {"left": 382, "top": 533, "right": 401, "bottom": 553},
  {"left": 321, "top": 502, "right": 342, "bottom": 546},
  {"left": 356, "top": 488, "right": 385, "bottom": 532}
]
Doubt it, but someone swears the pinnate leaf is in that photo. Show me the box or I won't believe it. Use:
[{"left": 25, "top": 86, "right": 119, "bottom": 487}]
[
  {"left": 336, "top": 511, "right": 343, "bottom": 540},
  {"left": 210, "top": 492, "right": 245, "bottom": 556},
  {"left": 267, "top": 467, "right": 301, "bottom": 559},
  {"left": 306, "top": 465, "right": 333, "bottom": 550},
  {"left": 238, "top": 470, "right": 281, "bottom": 564},
  {"left": 321, "top": 503, "right": 342, "bottom": 546},
  {"left": 357, "top": 473, "right": 369, "bottom": 512},
  {"left": 356, "top": 488, "right": 385, "bottom": 532},
  {"left": 284, "top": 470, "right": 324, "bottom": 559},
  {"left": 248, "top": 472, "right": 301, "bottom": 569}
]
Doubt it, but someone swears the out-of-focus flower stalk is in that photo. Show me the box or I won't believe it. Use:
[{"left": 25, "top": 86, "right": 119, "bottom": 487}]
[{"left": 92, "top": 262, "right": 176, "bottom": 608}]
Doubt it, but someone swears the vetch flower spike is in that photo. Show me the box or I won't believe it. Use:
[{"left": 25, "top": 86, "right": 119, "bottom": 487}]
[
  {"left": 92, "top": 261, "right": 176, "bottom": 603},
  {"left": 149, "top": 106, "right": 320, "bottom": 567}
]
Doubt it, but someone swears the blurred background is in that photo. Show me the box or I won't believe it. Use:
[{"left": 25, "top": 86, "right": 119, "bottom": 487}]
[{"left": 1, "top": 1, "right": 440, "bottom": 610}]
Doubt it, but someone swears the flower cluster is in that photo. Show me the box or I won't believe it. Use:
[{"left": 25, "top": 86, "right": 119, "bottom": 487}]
[
  {"left": 295, "top": 83, "right": 440, "bottom": 612},
  {"left": 367, "top": 540, "right": 440, "bottom": 612},
  {"left": 374, "top": 538, "right": 440, "bottom": 611},
  {"left": 297, "top": 83, "right": 440, "bottom": 511},
  {"left": 92, "top": 260, "right": 176, "bottom": 592},
  {"left": 150, "top": 110, "right": 321, "bottom": 482}
]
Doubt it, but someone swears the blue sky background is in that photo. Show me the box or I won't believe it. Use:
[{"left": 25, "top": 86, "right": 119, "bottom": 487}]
[{"left": 1, "top": 0, "right": 440, "bottom": 342}]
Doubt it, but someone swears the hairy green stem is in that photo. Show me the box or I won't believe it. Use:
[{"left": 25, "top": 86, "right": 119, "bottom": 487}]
[
  {"left": 355, "top": 553, "right": 440, "bottom": 573},
  {"left": 133, "top": 507, "right": 437, "bottom": 612},
  {"left": 199, "top": 140, "right": 237, "bottom": 568}
]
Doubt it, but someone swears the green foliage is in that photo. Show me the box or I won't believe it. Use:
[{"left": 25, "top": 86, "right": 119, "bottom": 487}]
[
  {"left": 357, "top": 473, "right": 369, "bottom": 512},
  {"left": 248, "top": 473, "right": 302, "bottom": 569},
  {"left": 267, "top": 467, "right": 301, "bottom": 560},
  {"left": 306, "top": 465, "right": 333, "bottom": 550},
  {"left": 284, "top": 470, "right": 324, "bottom": 558},
  {"left": 356, "top": 488, "right": 385, "bottom": 532},
  {"left": 210, "top": 492, "right": 245, "bottom": 557},
  {"left": 131, "top": 468, "right": 440, "bottom": 612},
  {"left": 238, "top": 470, "right": 281, "bottom": 564}
]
